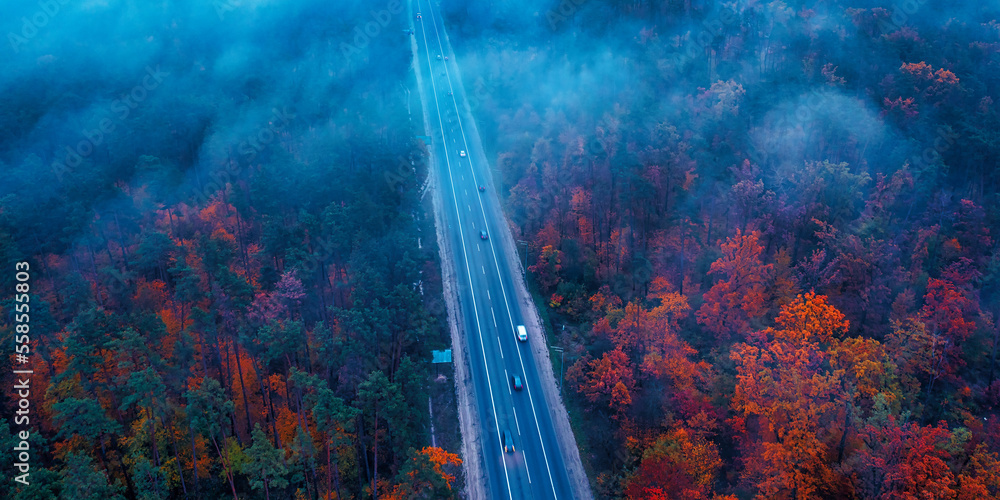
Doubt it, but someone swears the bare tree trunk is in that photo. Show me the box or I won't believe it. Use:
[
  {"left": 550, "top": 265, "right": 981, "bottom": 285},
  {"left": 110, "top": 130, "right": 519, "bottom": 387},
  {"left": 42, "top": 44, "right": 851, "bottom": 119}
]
[
  {"left": 836, "top": 404, "right": 851, "bottom": 463},
  {"left": 114, "top": 211, "right": 130, "bottom": 270},
  {"left": 212, "top": 435, "right": 239, "bottom": 500},
  {"left": 191, "top": 424, "right": 199, "bottom": 496},
  {"left": 988, "top": 313, "right": 999, "bottom": 385},
  {"left": 373, "top": 423, "right": 379, "bottom": 500},
  {"left": 233, "top": 342, "right": 254, "bottom": 437},
  {"left": 170, "top": 423, "right": 189, "bottom": 498},
  {"left": 150, "top": 406, "right": 161, "bottom": 466}
]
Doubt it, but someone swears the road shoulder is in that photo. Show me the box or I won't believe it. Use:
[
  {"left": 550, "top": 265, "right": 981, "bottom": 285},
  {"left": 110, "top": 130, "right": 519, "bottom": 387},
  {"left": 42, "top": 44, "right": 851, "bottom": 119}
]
[{"left": 407, "top": 1, "right": 487, "bottom": 498}]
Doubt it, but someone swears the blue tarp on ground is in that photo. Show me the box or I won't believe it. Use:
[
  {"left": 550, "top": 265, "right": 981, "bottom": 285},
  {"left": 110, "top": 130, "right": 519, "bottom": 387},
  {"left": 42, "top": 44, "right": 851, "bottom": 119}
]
[{"left": 431, "top": 349, "right": 452, "bottom": 363}]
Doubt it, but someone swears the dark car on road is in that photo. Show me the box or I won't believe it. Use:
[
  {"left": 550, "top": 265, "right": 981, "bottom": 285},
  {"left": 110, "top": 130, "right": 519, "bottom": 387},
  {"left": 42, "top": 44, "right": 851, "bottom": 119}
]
[
  {"left": 480, "top": 230, "right": 488, "bottom": 240},
  {"left": 503, "top": 430, "right": 514, "bottom": 453},
  {"left": 511, "top": 374, "right": 522, "bottom": 391}
]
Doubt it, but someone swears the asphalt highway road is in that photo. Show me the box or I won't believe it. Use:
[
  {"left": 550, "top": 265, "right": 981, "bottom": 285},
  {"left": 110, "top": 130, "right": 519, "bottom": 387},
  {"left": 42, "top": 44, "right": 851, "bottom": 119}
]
[{"left": 410, "top": 1, "right": 576, "bottom": 498}]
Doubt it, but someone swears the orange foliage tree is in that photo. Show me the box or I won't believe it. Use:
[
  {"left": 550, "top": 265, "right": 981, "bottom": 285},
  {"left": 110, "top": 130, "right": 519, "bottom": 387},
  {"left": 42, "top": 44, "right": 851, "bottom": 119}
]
[
  {"left": 623, "top": 428, "right": 724, "bottom": 499},
  {"left": 888, "top": 277, "right": 980, "bottom": 405},
  {"left": 853, "top": 418, "right": 957, "bottom": 499},
  {"left": 567, "top": 348, "right": 635, "bottom": 416},
  {"left": 529, "top": 244, "right": 564, "bottom": 292},
  {"left": 956, "top": 444, "right": 1000, "bottom": 499},
  {"left": 384, "top": 446, "right": 463, "bottom": 499},
  {"left": 730, "top": 293, "right": 850, "bottom": 498},
  {"left": 697, "top": 229, "right": 773, "bottom": 340}
]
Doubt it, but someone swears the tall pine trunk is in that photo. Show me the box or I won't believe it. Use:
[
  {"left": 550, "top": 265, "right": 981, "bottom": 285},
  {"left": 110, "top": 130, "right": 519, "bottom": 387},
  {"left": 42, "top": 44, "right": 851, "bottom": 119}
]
[{"left": 233, "top": 342, "right": 254, "bottom": 437}]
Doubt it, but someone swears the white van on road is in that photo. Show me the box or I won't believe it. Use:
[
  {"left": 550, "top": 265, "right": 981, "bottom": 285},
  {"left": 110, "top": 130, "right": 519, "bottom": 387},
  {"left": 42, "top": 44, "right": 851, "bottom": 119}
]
[{"left": 516, "top": 325, "right": 527, "bottom": 342}]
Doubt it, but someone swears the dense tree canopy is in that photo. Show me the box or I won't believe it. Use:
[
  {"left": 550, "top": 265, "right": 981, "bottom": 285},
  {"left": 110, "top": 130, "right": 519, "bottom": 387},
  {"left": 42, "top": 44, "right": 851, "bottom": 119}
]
[
  {"left": 0, "top": 1, "right": 459, "bottom": 499},
  {"left": 443, "top": 0, "right": 1000, "bottom": 497}
]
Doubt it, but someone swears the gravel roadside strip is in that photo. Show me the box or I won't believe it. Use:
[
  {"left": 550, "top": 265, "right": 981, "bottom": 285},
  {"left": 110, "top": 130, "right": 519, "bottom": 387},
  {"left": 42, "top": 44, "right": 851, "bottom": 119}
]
[{"left": 407, "top": 1, "right": 486, "bottom": 498}]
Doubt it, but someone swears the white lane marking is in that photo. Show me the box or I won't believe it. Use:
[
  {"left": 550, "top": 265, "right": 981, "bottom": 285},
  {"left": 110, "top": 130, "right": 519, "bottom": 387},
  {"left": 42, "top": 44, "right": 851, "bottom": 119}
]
[
  {"left": 524, "top": 455, "right": 532, "bottom": 484},
  {"left": 416, "top": 1, "right": 514, "bottom": 498},
  {"left": 513, "top": 405, "right": 522, "bottom": 436},
  {"left": 426, "top": 1, "right": 560, "bottom": 495},
  {"left": 497, "top": 336, "right": 503, "bottom": 359},
  {"left": 488, "top": 290, "right": 491, "bottom": 300},
  {"left": 482, "top": 265, "right": 486, "bottom": 275},
  {"left": 491, "top": 308, "right": 498, "bottom": 328},
  {"left": 505, "top": 368, "right": 510, "bottom": 395}
]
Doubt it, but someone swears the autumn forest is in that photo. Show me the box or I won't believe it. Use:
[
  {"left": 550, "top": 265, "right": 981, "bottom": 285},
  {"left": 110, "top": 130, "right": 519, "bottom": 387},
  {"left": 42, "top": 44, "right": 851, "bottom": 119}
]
[
  {"left": 1, "top": 1, "right": 460, "bottom": 499},
  {"left": 1, "top": 0, "right": 1000, "bottom": 499},
  {"left": 444, "top": 0, "right": 1000, "bottom": 498}
]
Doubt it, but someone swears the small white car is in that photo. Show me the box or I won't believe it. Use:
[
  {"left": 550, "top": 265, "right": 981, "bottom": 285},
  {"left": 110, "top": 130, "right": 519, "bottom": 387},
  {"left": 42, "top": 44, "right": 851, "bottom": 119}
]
[
  {"left": 517, "top": 325, "right": 527, "bottom": 342},
  {"left": 459, "top": 150, "right": 466, "bottom": 157}
]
